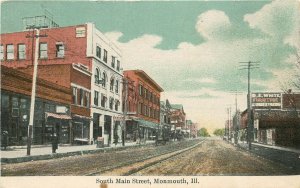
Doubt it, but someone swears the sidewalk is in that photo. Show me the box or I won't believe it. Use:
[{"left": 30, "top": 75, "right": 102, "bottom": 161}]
[
  {"left": 237, "top": 141, "right": 300, "bottom": 154},
  {"left": 1, "top": 141, "right": 155, "bottom": 164}
]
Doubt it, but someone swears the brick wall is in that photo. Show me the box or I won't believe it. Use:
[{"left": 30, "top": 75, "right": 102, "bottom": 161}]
[{"left": 1, "top": 24, "right": 92, "bottom": 70}]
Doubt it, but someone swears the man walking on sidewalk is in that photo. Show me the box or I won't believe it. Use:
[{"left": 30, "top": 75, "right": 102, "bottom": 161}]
[{"left": 52, "top": 132, "right": 58, "bottom": 153}]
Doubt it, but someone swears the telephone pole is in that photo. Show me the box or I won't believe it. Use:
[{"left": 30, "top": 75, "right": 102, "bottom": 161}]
[
  {"left": 26, "top": 26, "right": 47, "bottom": 156},
  {"left": 230, "top": 90, "right": 242, "bottom": 145},
  {"left": 239, "top": 61, "right": 259, "bottom": 150}
]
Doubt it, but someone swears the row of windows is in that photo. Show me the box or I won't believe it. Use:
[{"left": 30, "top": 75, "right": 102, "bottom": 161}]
[
  {"left": 94, "top": 68, "right": 120, "bottom": 93},
  {"left": 94, "top": 91, "right": 120, "bottom": 111},
  {"left": 72, "top": 87, "right": 90, "bottom": 108},
  {"left": 138, "top": 84, "right": 160, "bottom": 105},
  {"left": 0, "top": 43, "right": 64, "bottom": 61},
  {"left": 138, "top": 102, "right": 160, "bottom": 119},
  {"left": 96, "top": 45, "right": 120, "bottom": 71}
]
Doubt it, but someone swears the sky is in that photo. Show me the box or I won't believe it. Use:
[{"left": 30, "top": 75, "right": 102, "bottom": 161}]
[{"left": 1, "top": 0, "right": 299, "bottom": 132}]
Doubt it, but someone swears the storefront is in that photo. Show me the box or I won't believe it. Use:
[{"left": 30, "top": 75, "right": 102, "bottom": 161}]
[
  {"left": 125, "top": 118, "right": 159, "bottom": 143},
  {"left": 255, "top": 111, "right": 300, "bottom": 147},
  {"left": 72, "top": 114, "right": 91, "bottom": 144},
  {"left": 1, "top": 91, "right": 71, "bottom": 146}
]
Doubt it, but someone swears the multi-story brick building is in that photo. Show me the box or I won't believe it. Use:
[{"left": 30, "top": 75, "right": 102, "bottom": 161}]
[
  {"left": 123, "top": 70, "right": 163, "bottom": 143},
  {"left": 170, "top": 104, "right": 186, "bottom": 131},
  {"left": 1, "top": 21, "right": 123, "bottom": 145},
  {"left": 1, "top": 65, "right": 72, "bottom": 145}
]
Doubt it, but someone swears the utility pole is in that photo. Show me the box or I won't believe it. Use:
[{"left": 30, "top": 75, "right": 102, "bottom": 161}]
[
  {"left": 26, "top": 27, "right": 47, "bottom": 156},
  {"left": 239, "top": 61, "right": 259, "bottom": 150},
  {"left": 230, "top": 90, "right": 242, "bottom": 145},
  {"left": 122, "top": 78, "right": 128, "bottom": 146}
]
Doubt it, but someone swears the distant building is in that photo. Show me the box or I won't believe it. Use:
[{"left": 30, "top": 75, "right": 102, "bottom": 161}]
[
  {"left": 170, "top": 104, "right": 186, "bottom": 131},
  {"left": 123, "top": 70, "right": 163, "bottom": 143}
]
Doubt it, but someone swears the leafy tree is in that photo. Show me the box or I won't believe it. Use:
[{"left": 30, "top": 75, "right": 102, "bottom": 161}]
[
  {"left": 197, "top": 128, "right": 210, "bottom": 137},
  {"left": 213, "top": 128, "right": 225, "bottom": 136}
]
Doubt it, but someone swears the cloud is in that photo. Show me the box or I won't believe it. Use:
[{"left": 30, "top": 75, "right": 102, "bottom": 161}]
[
  {"left": 195, "top": 10, "right": 232, "bottom": 41},
  {"left": 105, "top": 31, "right": 123, "bottom": 42},
  {"left": 104, "top": 1, "right": 299, "bottom": 129},
  {"left": 244, "top": 0, "right": 299, "bottom": 42}
]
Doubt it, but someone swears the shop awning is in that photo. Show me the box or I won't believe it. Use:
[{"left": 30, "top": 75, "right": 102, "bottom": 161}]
[
  {"left": 73, "top": 114, "right": 92, "bottom": 120},
  {"left": 45, "top": 112, "right": 72, "bottom": 120},
  {"left": 136, "top": 119, "right": 159, "bottom": 129}
]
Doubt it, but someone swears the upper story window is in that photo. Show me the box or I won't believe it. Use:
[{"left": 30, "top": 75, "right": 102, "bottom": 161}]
[
  {"left": 139, "top": 84, "right": 143, "bottom": 96},
  {"left": 6, "top": 44, "right": 14, "bottom": 60},
  {"left": 103, "top": 49, "right": 107, "bottom": 63},
  {"left": 101, "top": 94, "right": 107, "bottom": 108},
  {"left": 85, "top": 91, "right": 90, "bottom": 108},
  {"left": 111, "top": 56, "right": 115, "bottom": 68},
  {"left": 94, "top": 90, "right": 99, "bottom": 106},
  {"left": 95, "top": 68, "right": 100, "bottom": 84},
  {"left": 96, "top": 46, "right": 101, "bottom": 59},
  {"left": 79, "top": 89, "right": 84, "bottom": 106},
  {"left": 72, "top": 87, "right": 77, "bottom": 105},
  {"left": 117, "top": 60, "right": 120, "bottom": 71},
  {"left": 102, "top": 72, "right": 107, "bottom": 87},
  {"left": 144, "top": 88, "right": 148, "bottom": 99},
  {"left": 0, "top": 45, "right": 3, "bottom": 60},
  {"left": 110, "top": 77, "right": 115, "bottom": 91},
  {"left": 115, "top": 80, "right": 119, "bottom": 94},
  {"left": 17, "top": 44, "right": 26, "bottom": 60},
  {"left": 39, "top": 43, "right": 48, "bottom": 59},
  {"left": 109, "top": 97, "right": 114, "bottom": 110},
  {"left": 56, "top": 43, "right": 64, "bottom": 58},
  {"left": 115, "top": 100, "right": 119, "bottom": 111}
]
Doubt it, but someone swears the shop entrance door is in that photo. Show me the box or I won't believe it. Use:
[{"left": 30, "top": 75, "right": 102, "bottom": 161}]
[{"left": 104, "top": 115, "right": 112, "bottom": 146}]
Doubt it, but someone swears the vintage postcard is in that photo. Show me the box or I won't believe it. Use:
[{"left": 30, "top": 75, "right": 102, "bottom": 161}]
[{"left": 1, "top": 0, "right": 300, "bottom": 187}]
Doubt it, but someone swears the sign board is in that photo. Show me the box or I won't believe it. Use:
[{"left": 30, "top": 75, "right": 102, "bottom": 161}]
[
  {"left": 56, "top": 106, "right": 68, "bottom": 114},
  {"left": 76, "top": 27, "right": 86, "bottom": 37},
  {"left": 113, "top": 115, "right": 125, "bottom": 121},
  {"left": 126, "top": 112, "right": 137, "bottom": 115},
  {"left": 251, "top": 93, "right": 281, "bottom": 109}
]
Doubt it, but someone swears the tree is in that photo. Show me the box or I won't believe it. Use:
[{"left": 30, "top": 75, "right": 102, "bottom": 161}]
[
  {"left": 197, "top": 128, "right": 210, "bottom": 137},
  {"left": 213, "top": 128, "right": 225, "bottom": 137}
]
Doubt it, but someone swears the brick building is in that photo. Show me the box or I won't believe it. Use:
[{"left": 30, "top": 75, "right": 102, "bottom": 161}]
[
  {"left": 240, "top": 92, "right": 300, "bottom": 147},
  {"left": 1, "top": 65, "right": 72, "bottom": 145},
  {"left": 123, "top": 70, "right": 163, "bottom": 143},
  {"left": 170, "top": 104, "right": 186, "bottom": 139},
  {"left": 18, "top": 63, "right": 92, "bottom": 144},
  {"left": 1, "top": 22, "right": 123, "bottom": 145}
]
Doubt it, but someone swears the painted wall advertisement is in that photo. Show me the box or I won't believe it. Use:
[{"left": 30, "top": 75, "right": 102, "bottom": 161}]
[{"left": 251, "top": 93, "right": 282, "bottom": 109}]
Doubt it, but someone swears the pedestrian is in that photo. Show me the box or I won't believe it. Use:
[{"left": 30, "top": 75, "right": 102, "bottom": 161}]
[
  {"left": 52, "top": 132, "right": 58, "bottom": 153},
  {"left": 1, "top": 131, "right": 8, "bottom": 150}
]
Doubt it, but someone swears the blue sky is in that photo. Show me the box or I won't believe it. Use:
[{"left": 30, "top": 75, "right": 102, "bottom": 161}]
[{"left": 1, "top": 0, "right": 299, "bottom": 131}]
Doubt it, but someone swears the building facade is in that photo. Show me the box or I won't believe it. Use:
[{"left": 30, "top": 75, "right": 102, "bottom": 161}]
[
  {"left": 1, "top": 65, "right": 72, "bottom": 146},
  {"left": 1, "top": 23, "right": 123, "bottom": 145},
  {"left": 170, "top": 104, "right": 186, "bottom": 139},
  {"left": 240, "top": 92, "right": 300, "bottom": 147},
  {"left": 123, "top": 70, "right": 163, "bottom": 143}
]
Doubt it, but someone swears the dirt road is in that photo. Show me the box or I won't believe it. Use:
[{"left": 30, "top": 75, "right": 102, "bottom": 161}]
[{"left": 134, "top": 138, "right": 294, "bottom": 176}]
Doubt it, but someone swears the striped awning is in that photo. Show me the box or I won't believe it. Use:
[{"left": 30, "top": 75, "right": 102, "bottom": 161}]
[{"left": 45, "top": 112, "right": 72, "bottom": 120}]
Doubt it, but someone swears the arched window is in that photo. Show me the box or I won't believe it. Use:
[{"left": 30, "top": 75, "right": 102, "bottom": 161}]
[
  {"left": 95, "top": 68, "right": 100, "bottom": 84},
  {"left": 110, "top": 77, "right": 115, "bottom": 91},
  {"left": 115, "top": 80, "right": 119, "bottom": 93},
  {"left": 102, "top": 72, "right": 107, "bottom": 87}
]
